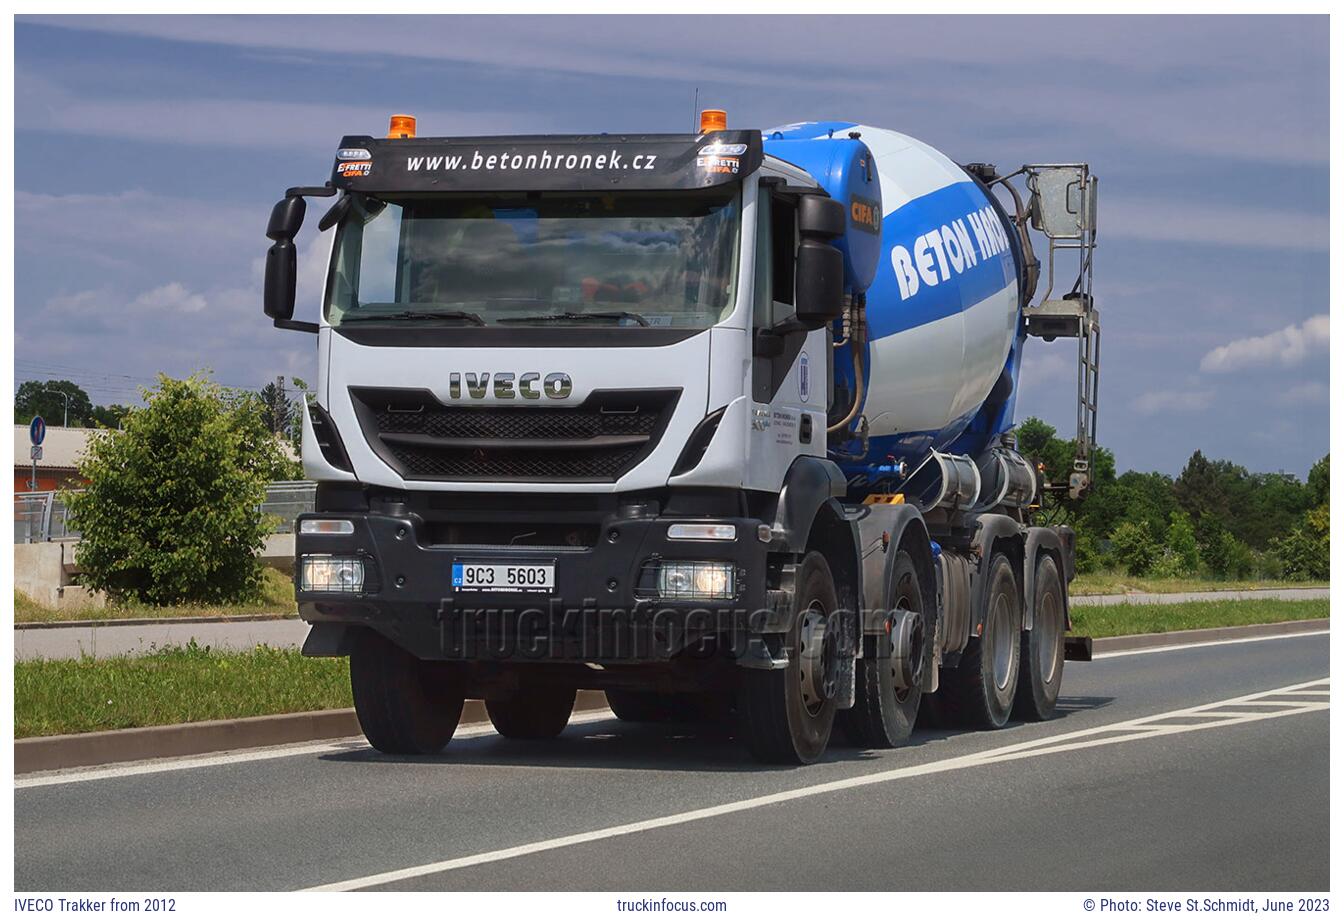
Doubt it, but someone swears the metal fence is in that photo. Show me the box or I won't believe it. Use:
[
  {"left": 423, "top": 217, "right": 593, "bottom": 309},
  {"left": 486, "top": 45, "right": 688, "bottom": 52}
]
[
  {"left": 259, "top": 480, "right": 317, "bottom": 533},
  {"left": 14, "top": 481, "right": 317, "bottom": 543}
]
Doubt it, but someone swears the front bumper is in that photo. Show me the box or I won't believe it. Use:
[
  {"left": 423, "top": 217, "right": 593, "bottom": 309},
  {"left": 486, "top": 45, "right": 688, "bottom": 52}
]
[{"left": 295, "top": 509, "right": 780, "bottom": 662}]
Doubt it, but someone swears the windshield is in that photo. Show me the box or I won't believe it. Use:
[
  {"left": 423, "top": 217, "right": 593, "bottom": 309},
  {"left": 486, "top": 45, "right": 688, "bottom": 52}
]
[{"left": 325, "top": 191, "right": 741, "bottom": 329}]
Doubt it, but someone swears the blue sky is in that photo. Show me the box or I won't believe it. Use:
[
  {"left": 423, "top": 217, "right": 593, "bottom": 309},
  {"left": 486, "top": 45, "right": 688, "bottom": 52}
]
[{"left": 13, "top": 14, "right": 1330, "bottom": 476}]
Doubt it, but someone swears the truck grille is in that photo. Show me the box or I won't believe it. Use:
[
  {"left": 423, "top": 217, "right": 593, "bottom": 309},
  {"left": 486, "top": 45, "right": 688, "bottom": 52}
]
[{"left": 349, "top": 387, "right": 679, "bottom": 482}]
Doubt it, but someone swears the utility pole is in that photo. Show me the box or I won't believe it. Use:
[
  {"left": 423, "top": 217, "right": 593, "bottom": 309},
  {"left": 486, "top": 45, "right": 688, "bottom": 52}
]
[
  {"left": 274, "top": 375, "right": 287, "bottom": 435},
  {"left": 42, "top": 388, "right": 71, "bottom": 427}
]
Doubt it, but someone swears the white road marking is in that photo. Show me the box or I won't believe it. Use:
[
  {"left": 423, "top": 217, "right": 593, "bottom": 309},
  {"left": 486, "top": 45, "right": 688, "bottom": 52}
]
[
  {"left": 306, "top": 678, "right": 1329, "bottom": 892},
  {"left": 14, "top": 710, "right": 619, "bottom": 789},
  {"left": 1092, "top": 629, "right": 1328, "bottom": 659},
  {"left": 15, "top": 627, "right": 1327, "bottom": 788}
]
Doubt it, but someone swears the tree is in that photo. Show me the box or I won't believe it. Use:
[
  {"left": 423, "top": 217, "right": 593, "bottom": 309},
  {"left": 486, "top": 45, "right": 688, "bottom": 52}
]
[
  {"left": 89, "top": 403, "right": 131, "bottom": 429},
  {"left": 1307, "top": 454, "right": 1329, "bottom": 508},
  {"left": 1155, "top": 510, "right": 1199, "bottom": 577},
  {"left": 14, "top": 379, "right": 95, "bottom": 427},
  {"left": 1111, "top": 520, "right": 1160, "bottom": 577},
  {"left": 64, "top": 374, "right": 294, "bottom": 605},
  {"left": 258, "top": 376, "right": 308, "bottom": 455}
]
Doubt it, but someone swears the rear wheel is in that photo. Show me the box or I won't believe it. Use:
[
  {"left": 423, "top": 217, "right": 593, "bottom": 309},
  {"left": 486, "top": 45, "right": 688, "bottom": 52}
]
[
  {"left": 350, "top": 630, "right": 465, "bottom": 755},
  {"left": 737, "top": 551, "right": 839, "bottom": 764},
  {"left": 486, "top": 686, "right": 577, "bottom": 739},
  {"left": 1015, "top": 555, "right": 1066, "bottom": 721},
  {"left": 942, "top": 551, "right": 1022, "bottom": 729},
  {"left": 841, "top": 550, "right": 931, "bottom": 748},
  {"left": 606, "top": 690, "right": 723, "bottom": 724}
]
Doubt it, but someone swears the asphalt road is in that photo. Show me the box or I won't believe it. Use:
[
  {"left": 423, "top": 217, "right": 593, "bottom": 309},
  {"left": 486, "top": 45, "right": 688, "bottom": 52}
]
[
  {"left": 14, "top": 629, "right": 1329, "bottom": 892},
  {"left": 14, "top": 587, "right": 1329, "bottom": 660}
]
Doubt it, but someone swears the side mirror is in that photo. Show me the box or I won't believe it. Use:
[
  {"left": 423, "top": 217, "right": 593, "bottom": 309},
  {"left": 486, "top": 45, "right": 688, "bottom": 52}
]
[
  {"left": 263, "top": 195, "right": 318, "bottom": 332},
  {"left": 263, "top": 240, "right": 297, "bottom": 321},
  {"left": 793, "top": 195, "right": 846, "bottom": 329}
]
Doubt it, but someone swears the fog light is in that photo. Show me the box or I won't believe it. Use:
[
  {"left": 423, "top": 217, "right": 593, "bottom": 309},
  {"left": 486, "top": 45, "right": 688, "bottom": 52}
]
[
  {"left": 300, "top": 555, "right": 366, "bottom": 593},
  {"left": 657, "top": 561, "right": 735, "bottom": 600},
  {"left": 299, "top": 518, "right": 355, "bottom": 535},
  {"left": 667, "top": 523, "right": 737, "bottom": 542}
]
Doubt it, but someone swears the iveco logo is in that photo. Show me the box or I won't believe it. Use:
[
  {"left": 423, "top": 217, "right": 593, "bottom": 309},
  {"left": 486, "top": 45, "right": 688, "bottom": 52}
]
[{"left": 447, "top": 372, "right": 572, "bottom": 400}]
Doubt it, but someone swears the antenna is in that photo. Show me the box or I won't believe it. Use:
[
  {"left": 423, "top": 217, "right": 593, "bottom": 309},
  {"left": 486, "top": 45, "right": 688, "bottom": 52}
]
[{"left": 692, "top": 87, "right": 699, "bottom": 131}]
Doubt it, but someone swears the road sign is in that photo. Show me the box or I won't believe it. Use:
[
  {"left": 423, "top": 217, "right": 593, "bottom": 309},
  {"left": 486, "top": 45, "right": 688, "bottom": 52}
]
[
  {"left": 29, "top": 416, "right": 46, "bottom": 446},
  {"left": 30, "top": 446, "right": 43, "bottom": 461}
]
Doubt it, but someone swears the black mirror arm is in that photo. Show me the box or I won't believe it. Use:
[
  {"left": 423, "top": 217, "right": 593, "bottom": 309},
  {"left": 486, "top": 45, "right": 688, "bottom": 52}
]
[
  {"left": 274, "top": 319, "right": 319, "bottom": 334},
  {"left": 286, "top": 184, "right": 336, "bottom": 199}
]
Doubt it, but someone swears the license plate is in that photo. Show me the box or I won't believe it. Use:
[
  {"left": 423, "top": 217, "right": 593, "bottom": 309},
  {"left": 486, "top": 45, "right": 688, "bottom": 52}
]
[{"left": 452, "top": 561, "right": 555, "bottom": 594}]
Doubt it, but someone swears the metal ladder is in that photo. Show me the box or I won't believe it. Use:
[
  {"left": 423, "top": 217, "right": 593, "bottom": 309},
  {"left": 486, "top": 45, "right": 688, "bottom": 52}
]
[{"left": 1019, "top": 164, "right": 1100, "bottom": 499}]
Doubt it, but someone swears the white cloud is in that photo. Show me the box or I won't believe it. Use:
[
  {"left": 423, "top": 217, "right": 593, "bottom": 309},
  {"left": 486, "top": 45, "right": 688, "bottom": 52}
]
[
  {"left": 1103, "top": 199, "right": 1328, "bottom": 252},
  {"left": 1131, "top": 389, "right": 1215, "bottom": 415},
  {"left": 1200, "top": 314, "right": 1329, "bottom": 373},
  {"left": 17, "top": 71, "right": 547, "bottom": 150},
  {"left": 1273, "top": 382, "right": 1330, "bottom": 406},
  {"left": 129, "top": 282, "right": 208, "bottom": 314}
]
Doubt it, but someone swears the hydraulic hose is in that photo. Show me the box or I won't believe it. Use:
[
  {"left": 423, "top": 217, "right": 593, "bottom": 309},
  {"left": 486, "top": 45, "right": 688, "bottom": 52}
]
[{"left": 828, "top": 294, "right": 867, "bottom": 435}]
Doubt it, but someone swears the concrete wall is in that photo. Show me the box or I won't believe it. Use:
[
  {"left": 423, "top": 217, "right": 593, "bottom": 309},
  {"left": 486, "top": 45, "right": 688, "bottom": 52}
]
[{"left": 13, "top": 542, "right": 105, "bottom": 610}]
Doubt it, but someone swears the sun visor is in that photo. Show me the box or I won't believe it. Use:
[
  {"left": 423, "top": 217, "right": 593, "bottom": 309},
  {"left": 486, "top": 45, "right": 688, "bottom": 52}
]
[{"left": 331, "top": 131, "right": 763, "bottom": 195}]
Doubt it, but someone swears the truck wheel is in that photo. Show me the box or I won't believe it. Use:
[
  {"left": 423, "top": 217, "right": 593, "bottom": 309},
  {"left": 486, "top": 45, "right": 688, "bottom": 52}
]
[
  {"left": 840, "top": 550, "right": 931, "bottom": 748},
  {"left": 606, "top": 691, "right": 721, "bottom": 724},
  {"left": 606, "top": 690, "right": 670, "bottom": 723},
  {"left": 737, "top": 551, "right": 839, "bottom": 765},
  {"left": 942, "top": 551, "right": 1022, "bottom": 729},
  {"left": 486, "top": 686, "right": 577, "bottom": 739},
  {"left": 1015, "top": 554, "right": 1066, "bottom": 721},
  {"left": 350, "top": 630, "right": 464, "bottom": 755}
]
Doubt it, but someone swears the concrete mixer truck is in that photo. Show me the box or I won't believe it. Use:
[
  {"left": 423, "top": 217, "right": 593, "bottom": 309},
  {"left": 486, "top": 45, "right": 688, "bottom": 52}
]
[{"left": 263, "top": 110, "right": 1101, "bottom": 764}]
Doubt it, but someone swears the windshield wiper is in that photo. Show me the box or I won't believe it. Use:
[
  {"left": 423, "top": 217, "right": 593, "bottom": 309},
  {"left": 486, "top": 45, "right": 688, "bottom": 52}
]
[
  {"left": 342, "top": 309, "right": 486, "bottom": 326},
  {"left": 501, "top": 310, "right": 650, "bottom": 327}
]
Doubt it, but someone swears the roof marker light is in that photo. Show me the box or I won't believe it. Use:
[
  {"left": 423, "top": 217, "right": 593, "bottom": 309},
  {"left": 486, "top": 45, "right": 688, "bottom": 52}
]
[
  {"left": 699, "top": 109, "right": 727, "bottom": 133},
  {"left": 387, "top": 114, "right": 417, "bottom": 139}
]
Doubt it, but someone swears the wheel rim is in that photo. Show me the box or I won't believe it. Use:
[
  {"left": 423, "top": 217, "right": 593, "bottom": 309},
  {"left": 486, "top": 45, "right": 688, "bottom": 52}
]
[
  {"left": 891, "top": 573, "right": 921, "bottom": 703},
  {"left": 1036, "top": 590, "right": 1062, "bottom": 685},
  {"left": 798, "top": 602, "right": 829, "bottom": 717},
  {"left": 989, "top": 592, "right": 1015, "bottom": 692}
]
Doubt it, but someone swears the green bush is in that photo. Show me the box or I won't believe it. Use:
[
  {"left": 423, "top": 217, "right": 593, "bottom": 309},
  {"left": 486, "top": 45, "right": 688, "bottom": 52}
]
[
  {"left": 1110, "top": 520, "right": 1160, "bottom": 576},
  {"left": 64, "top": 375, "right": 295, "bottom": 606},
  {"left": 1271, "top": 505, "right": 1329, "bottom": 581},
  {"left": 1161, "top": 510, "right": 1200, "bottom": 576}
]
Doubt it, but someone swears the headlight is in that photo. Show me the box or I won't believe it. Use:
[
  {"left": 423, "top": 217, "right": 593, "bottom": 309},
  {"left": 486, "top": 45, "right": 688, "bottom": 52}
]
[
  {"left": 657, "top": 561, "right": 736, "bottom": 600},
  {"left": 300, "top": 555, "right": 366, "bottom": 593}
]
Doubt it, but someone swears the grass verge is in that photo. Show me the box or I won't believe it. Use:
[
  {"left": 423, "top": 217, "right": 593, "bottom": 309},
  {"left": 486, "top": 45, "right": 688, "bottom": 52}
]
[
  {"left": 15, "top": 641, "right": 351, "bottom": 739},
  {"left": 1069, "top": 598, "right": 1328, "bottom": 639},
  {"left": 13, "top": 599, "right": 1328, "bottom": 738},
  {"left": 15, "top": 567, "right": 298, "bottom": 624},
  {"left": 1070, "top": 572, "right": 1327, "bottom": 596}
]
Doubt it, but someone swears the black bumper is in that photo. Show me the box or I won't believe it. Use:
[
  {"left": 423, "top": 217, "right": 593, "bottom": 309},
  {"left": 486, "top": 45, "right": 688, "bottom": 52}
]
[{"left": 295, "top": 509, "right": 780, "bottom": 662}]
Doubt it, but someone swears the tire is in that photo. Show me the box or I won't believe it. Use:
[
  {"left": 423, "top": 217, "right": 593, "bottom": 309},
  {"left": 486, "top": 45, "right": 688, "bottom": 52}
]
[
  {"left": 941, "top": 551, "right": 1022, "bottom": 729},
  {"left": 840, "top": 550, "right": 932, "bottom": 748},
  {"left": 1015, "top": 554, "right": 1066, "bottom": 721},
  {"left": 606, "top": 690, "right": 723, "bottom": 724},
  {"left": 486, "top": 686, "right": 577, "bottom": 739},
  {"left": 349, "top": 630, "right": 465, "bottom": 755},
  {"left": 737, "top": 551, "right": 839, "bottom": 764}
]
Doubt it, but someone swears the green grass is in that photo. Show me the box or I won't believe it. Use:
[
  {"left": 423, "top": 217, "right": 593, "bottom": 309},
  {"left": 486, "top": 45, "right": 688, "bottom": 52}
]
[
  {"left": 15, "top": 567, "right": 298, "bottom": 624},
  {"left": 1069, "top": 598, "right": 1329, "bottom": 639},
  {"left": 1070, "top": 571, "right": 1328, "bottom": 596},
  {"left": 15, "top": 641, "right": 351, "bottom": 739}
]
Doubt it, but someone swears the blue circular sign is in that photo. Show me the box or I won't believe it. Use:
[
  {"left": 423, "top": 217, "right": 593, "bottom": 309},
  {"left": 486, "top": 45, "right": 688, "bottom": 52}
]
[{"left": 29, "top": 416, "right": 46, "bottom": 446}]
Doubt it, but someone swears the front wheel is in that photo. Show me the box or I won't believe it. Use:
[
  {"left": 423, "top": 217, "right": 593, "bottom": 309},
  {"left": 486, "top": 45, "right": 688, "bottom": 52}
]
[
  {"left": 486, "top": 686, "right": 577, "bottom": 739},
  {"left": 737, "top": 551, "right": 839, "bottom": 764},
  {"left": 350, "top": 630, "right": 465, "bottom": 755}
]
